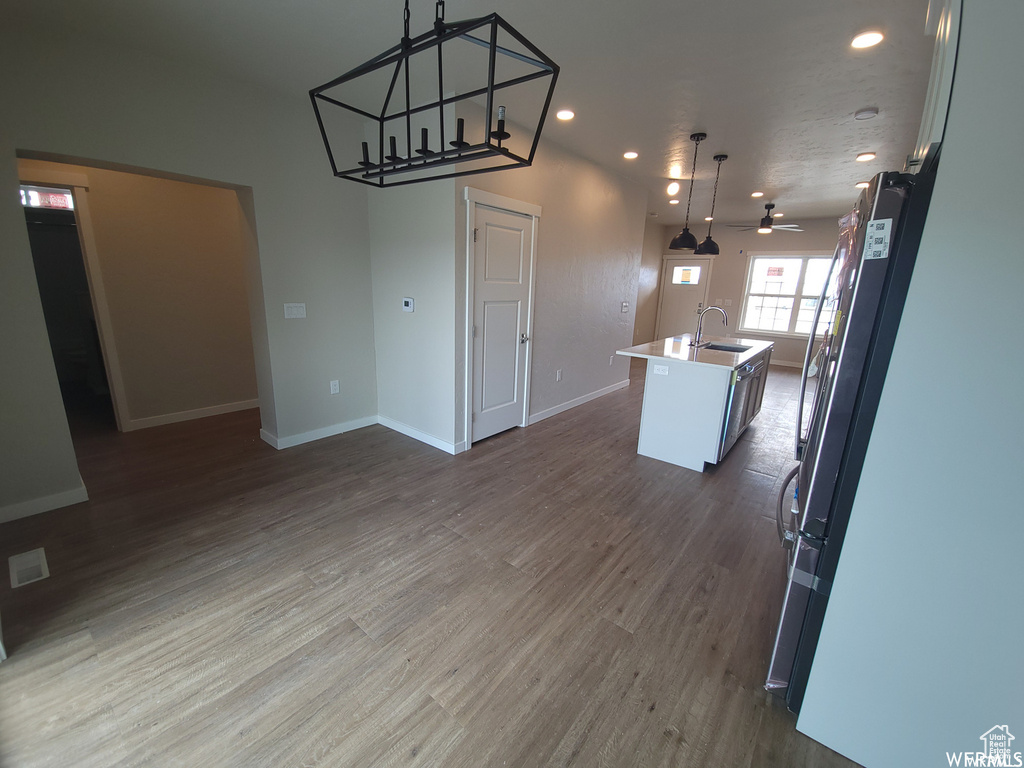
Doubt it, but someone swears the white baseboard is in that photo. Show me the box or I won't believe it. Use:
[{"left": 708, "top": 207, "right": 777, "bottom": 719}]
[
  {"left": 378, "top": 416, "right": 457, "bottom": 455},
  {"left": 0, "top": 482, "right": 89, "bottom": 524},
  {"left": 260, "top": 415, "right": 379, "bottom": 450},
  {"left": 125, "top": 399, "right": 259, "bottom": 431},
  {"left": 528, "top": 379, "right": 630, "bottom": 425}
]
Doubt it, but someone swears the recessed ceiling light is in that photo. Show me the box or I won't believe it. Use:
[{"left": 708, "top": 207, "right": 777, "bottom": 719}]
[
  {"left": 669, "top": 164, "right": 683, "bottom": 179},
  {"left": 669, "top": 199, "right": 680, "bottom": 205},
  {"left": 555, "top": 109, "right": 575, "bottom": 121},
  {"left": 704, "top": 216, "right": 713, "bottom": 222},
  {"left": 667, "top": 181, "right": 681, "bottom": 196},
  {"left": 856, "top": 181, "right": 870, "bottom": 189},
  {"left": 623, "top": 151, "right": 638, "bottom": 160},
  {"left": 854, "top": 107, "right": 879, "bottom": 120},
  {"left": 856, "top": 152, "right": 877, "bottom": 162},
  {"left": 751, "top": 191, "right": 764, "bottom": 198},
  {"left": 852, "top": 31, "right": 884, "bottom": 49}
]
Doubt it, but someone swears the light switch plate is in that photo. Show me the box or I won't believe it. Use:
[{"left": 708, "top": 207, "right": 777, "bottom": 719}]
[{"left": 284, "top": 302, "right": 306, "bottom": 319}]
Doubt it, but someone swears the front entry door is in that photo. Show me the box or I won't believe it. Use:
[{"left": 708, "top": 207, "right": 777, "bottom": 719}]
[
  {"left": 472, "top": 205, "right": 534, "bottom": 442},
  {"left": 655, "top": 257, "right": 712, "bottom": 338}
]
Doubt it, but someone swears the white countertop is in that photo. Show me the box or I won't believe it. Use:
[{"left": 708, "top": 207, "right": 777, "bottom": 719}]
[{"left": 617, "top": 334, "right": 774, "bottom": 370}]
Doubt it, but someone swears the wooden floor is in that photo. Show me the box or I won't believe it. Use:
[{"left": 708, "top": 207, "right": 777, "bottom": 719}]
[{"left": 0, "top": 360, "right": 857, "bottom": 767}]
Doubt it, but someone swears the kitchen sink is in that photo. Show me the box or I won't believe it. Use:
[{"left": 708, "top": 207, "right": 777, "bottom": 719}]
[{"left": 701, "top": 342, "right": 751, "bottom": 353}]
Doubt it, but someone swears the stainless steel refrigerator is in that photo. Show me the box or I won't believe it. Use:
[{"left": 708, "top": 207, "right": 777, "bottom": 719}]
[{"left": 764, "top": 147, "right": 940, "bottom": 712}]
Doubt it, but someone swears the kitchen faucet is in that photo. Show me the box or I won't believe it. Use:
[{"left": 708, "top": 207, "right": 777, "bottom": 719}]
[{"left": 692, "top": 306, "right": 728, "bottom": 347}]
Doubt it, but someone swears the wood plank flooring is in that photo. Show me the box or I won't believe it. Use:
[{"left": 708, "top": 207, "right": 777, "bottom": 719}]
[{"left": 0, "top": 360, "right": 858, "bottom": 767}]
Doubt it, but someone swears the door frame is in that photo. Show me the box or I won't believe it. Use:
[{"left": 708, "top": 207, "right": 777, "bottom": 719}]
[
  {"left": 462, "top": 186, "right": 541, "bottom": 451},
  {"left": 19, "top": 165, "right": 130, "bottom": 431},
  {"left": 653, "top": 254, "right": 714, "bottom": 340}
]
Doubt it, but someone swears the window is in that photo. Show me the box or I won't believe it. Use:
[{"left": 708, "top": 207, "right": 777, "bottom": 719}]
[
  {"left": 740, "top": 254, "right": 833, "bottom": 336},
  {"left": 20, "top": 185, "right": 75, "bottom": 210},
  {"left": 671, "top": 265, "right": 701, "bottom": 285}
]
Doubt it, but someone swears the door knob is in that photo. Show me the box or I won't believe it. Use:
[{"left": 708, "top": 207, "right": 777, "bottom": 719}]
[{"left": 520, "top": 332, "right": 529, "bottom": 344}]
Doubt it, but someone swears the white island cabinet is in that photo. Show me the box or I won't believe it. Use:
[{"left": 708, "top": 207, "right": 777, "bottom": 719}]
[{"left": 617, "top": 335, "right": 774, "bottom": 472}]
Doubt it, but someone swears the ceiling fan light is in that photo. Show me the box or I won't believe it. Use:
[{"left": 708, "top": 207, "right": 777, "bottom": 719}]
[
  {"left": 757, "top": 225, "right": 773, "bottom": 235},
  {"left": 694, "top": 235, "right": 719, "bottom": 255},
  {"left": 670, "top": 227, "right": 699, "bottom": 250}
]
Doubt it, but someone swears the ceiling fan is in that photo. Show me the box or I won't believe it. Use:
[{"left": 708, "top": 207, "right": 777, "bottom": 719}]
[{"left": 728, "top": 203, "right": 804, "bottom": 233}]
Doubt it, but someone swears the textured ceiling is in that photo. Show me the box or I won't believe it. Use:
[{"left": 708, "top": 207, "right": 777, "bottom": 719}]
[{"left": 10, "top": 0, "right": 935, "bottom": 227}]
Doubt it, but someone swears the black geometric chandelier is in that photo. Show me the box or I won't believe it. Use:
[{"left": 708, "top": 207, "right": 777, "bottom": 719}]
[{"left": 310, "top": 0, "right": 559, "bottom": 187}]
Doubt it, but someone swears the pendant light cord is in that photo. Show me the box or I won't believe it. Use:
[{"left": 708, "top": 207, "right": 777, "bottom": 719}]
[
  {"left": 683, "top": 136, "right": 702, "bottom": 229},
  {"left": 707, "top": 157, "right": 722, "bottom": 236},
  {"left": 404, "top": 0, "right": 411, "bottom": 40}
]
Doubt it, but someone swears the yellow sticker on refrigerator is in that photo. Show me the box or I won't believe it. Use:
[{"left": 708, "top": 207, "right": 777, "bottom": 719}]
[{"left": 863, "top": 218, "right": 893, "bottom": 260}]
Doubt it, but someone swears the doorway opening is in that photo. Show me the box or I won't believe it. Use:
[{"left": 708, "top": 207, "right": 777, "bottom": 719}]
[{"left": 18, "top": 157, "right": 263, "bottom": 453}]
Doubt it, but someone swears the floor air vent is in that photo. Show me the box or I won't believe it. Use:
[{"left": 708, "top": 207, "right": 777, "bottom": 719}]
[{"left": 9, "top": 548, "right": 49, "bottom": 588}]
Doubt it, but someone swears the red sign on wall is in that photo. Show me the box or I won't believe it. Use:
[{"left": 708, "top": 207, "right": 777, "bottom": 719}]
[{"left": 767, "top": 266, "right": 784, "bottom": 277}]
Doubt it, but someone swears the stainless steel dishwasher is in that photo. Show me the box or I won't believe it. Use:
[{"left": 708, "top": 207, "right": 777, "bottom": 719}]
[{"left": 719, "top": 357, "right": 766, "bottom": 460}]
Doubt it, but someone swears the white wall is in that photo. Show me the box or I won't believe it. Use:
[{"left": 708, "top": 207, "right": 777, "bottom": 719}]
[
  {"left": 457, "top": 140, "right": 648, "bottom": 430},
  {"left": 0, "top": 14, "right": 378, "bottom": 514},
  {"left": 368, "top": 182, "right": 457, "bottom": 450},
  {"left": 660, "top": 219, "right": 841, "bottom": 365},
  {"left": 633, "top": 219, "right": 665, "bottom": 345},
  {"left": 797, "top": 2, "right": 1024, "bottom": 765}
]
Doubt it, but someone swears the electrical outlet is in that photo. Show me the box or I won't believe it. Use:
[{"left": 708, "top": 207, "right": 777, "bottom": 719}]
[
  {"left": 609, "top": 355, "right": 614, "bottom": 366},
  {"left": 621, "top": 301, "right": 629, "bottom": 313},
  {"left": 556, "top": 369, "right": 562, "bottom": 382},
  {"left": 723, "top": 298, "right": 733, "bottom": 307},
  {"left": 330, "top": 380, "right": 340, "bottom": 395},
  {"left": 653, "top": 364, "right": 669, "bottom": 376}
]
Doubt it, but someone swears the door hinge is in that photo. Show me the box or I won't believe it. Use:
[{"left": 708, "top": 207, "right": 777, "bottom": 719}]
[
  {"left": 471, "top": 412, "right": 475, "bottom": 422},
  {"left": 473, "top": 228, "right": 478, "bottom": 243},
  {"left": 473, "top": 325, "right": 477, "bottom": 338}
]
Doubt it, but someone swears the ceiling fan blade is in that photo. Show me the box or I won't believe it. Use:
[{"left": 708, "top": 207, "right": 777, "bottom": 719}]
[
  {"left": 725, "top": 224, "right": 757, "bottom": 230},
  {"left": 772, "top": 224, "right": 804, "bottom": 232}
]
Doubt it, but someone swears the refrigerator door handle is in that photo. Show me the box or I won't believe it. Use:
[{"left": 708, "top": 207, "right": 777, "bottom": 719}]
[{"left": 796, "top": 242, "right": 841, "bottom": 458}]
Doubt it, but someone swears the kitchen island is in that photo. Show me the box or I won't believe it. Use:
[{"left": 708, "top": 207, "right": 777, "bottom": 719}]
[{"left": 617, "top": 335, "right": 774, "bottom": 472}]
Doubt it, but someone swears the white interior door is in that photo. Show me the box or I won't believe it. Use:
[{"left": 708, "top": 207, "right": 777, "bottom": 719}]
[
  {"left": 654, "top": 257, "right": 712, "bottom": 338},
  {"left": 472, "top": 205, "right": 534, "bottom": 442}
]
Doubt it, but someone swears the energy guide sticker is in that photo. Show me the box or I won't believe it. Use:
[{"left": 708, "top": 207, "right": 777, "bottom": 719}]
[{"left": 863, "top": 218, "right": 893, "bottom": 260}]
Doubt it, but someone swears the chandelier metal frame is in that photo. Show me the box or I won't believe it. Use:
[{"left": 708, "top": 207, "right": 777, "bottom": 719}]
[{"left": 310, "top": 0, "right": 559, "bottom": 187}]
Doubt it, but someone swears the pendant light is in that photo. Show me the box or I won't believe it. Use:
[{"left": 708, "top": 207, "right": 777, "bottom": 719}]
[
  {"left": 669, "top": 132, "right": 706, "bottom": 250},
  {"left": 695, "top": 154, "right": 727, "bottom": 255}
]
